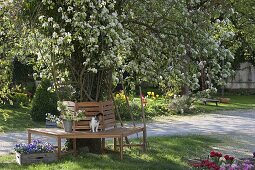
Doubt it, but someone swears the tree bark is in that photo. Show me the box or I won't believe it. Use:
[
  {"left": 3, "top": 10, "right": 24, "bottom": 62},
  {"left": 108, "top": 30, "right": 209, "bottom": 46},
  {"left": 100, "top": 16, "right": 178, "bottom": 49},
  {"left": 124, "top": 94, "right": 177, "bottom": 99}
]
[{"left": 68, "top": 69, "right": 112, "bottom": 153}]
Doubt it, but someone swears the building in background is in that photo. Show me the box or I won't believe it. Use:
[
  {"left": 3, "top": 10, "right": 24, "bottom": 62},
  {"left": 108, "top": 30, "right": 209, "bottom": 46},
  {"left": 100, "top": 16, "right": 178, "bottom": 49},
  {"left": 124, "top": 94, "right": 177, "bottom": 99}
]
[{"left": 226, "top": 62, "right": 255, "bottom": 90}]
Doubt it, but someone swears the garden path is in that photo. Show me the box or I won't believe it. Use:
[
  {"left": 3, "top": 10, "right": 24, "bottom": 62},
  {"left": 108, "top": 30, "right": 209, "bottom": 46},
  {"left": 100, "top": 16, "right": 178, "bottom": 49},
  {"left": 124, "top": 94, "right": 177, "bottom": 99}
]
[{"left": 0, "top": 109, "right": 255, "bottom": 157}]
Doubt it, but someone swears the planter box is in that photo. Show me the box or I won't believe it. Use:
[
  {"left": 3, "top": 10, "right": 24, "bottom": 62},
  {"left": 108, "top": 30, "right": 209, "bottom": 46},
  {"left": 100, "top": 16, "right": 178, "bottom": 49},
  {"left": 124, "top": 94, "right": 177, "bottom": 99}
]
[
  {"left": 45, "top": 120, "right": 57, "bottom": 128},
  {"left": 16, "top": 152, "right": 57, "bottom": 165}
]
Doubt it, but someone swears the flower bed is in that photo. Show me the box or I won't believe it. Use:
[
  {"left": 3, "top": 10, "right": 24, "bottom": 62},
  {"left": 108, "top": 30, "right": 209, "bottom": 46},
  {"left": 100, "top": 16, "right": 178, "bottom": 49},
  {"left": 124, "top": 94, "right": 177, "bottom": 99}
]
[
  {"left": 190, "top": 151, "right": 254, "bottom": 170},
  {"left": 14, "top": 140, "right": 56, "bottom": 165}
]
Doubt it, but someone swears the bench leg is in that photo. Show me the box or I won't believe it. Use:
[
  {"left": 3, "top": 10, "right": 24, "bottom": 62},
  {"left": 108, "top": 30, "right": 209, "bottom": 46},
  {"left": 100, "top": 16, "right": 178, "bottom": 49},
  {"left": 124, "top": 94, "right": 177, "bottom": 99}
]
[
  {"left": 57, "top": 137, "right": 61, "bottom": 159},
  {"left": 114, "top": 138, "right": 117, "bottom": 151},
  {"left": 119, "top": 136, "right": 123, "bottom": 160},
  {"left": 73, "top": 138, "right": 77, "bottom": 156},
  {"left": 28, "top": 132, "right": 31, "bottom": 144},
  {"left": 216, "top": 102, "right": 218, "bottom": 106},
  {"left": 142, "top": 129, "right": 146, "bottom": 152},
  {"left": 101, "top": 138, "right": 106, "bottom": 153}
]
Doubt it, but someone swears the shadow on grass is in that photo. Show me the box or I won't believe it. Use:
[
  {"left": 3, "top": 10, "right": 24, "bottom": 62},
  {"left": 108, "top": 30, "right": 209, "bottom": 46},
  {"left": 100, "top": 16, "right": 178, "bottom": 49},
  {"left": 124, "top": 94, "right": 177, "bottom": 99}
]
[
  {"left": 0, "top": 105, "right": 44, "bottom": 132},
  {"left": 0, "top": 135, "right": 221, "bottom": 170}
]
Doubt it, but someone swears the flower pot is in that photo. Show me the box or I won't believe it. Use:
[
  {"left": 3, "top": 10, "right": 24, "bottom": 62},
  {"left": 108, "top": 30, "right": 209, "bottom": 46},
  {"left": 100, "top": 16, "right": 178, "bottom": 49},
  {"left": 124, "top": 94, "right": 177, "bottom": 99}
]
[
  {"left": 16, "top": 152, "right": 57, "bottom": 165},
  {"left": 45, "top": 120, "right": 57, "bottom": 128},
  {"left": 63, "top": 120, "right": 73, "bottom": 132}
]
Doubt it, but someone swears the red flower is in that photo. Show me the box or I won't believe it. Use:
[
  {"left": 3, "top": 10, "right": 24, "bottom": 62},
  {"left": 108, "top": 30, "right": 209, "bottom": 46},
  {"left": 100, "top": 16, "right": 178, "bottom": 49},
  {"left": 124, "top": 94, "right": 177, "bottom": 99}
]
[
  {"left": 191, "top": 163, "right": 202, "bottom": 167},
  {"left": 224, "top": 154, "right": 234, "bottom": 162},
  {"left": 229, "top": 156, "right": 234, "bottom": 161},
  {"left": 210, "top": 151, "right": 222, "bottom": 157},
  {"left": 210, "top": 151, "right": 216, "bottom": 157},
  {"left": 206, "top": 162, "right": 220, "bottom": 170},
  {"left": 224, "top": 155, "right": 230, "bottom": 160}
]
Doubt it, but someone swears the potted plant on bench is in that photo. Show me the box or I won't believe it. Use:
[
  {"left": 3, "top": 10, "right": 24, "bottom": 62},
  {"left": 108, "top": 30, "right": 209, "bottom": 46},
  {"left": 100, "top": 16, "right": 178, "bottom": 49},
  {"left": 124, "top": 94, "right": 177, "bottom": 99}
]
[
  {"left": 45, "top": 113, "right": 61, "bottom": 128},
  {"left": 57, "top": 101, "right": 86, "bottom": 132}
]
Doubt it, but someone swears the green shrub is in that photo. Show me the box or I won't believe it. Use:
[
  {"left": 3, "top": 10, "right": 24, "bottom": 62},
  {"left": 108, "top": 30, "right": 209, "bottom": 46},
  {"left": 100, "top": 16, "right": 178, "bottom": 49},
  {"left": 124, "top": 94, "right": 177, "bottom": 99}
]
[
  {"left": 30, "top": 79, "right": 59, "bottom": 121},
  {"left": 169, "top": 95, "right": 195, "bottom": 114},
  {"left": 11, "top": 92, "right": 30, "bottom": 107},
  {"left": 114, "top": 92, "right": 141, "bottom": 121},
  {"left": 24, "top": 82, "right": 36, "bottom": 96},
  {"left": 144, "top": 99, "right": 169, "bottom": 118},
  {"left": 114, "top": 91, "right": 168, "bottom": 120}
]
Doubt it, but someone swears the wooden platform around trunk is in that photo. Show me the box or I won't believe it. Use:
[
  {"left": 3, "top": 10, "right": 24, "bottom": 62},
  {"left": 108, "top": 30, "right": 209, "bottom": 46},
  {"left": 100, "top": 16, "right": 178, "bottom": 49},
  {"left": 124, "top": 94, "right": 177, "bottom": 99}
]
[{"left": 27, "top": 127, "right": 145, "bottom": 160}]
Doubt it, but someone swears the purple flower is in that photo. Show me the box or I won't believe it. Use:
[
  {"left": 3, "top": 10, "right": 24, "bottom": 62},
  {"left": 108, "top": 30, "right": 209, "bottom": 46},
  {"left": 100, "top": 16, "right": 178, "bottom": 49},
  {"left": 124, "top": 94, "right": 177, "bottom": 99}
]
[
  {"left": 32, "top": 139, "right": 42, "bottom": 144},
  {"left": 242, "top": 162, "right": 254, "bottom": 170},
  {"left": 14, "top": 140, "right": 54, "bottom": 154}
]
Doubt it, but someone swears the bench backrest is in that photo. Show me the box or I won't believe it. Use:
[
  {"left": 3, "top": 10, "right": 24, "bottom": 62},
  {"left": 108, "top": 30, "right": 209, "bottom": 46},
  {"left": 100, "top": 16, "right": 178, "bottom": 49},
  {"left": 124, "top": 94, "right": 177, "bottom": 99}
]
[{"left": 63, "top": 101, "right": 116, "bottom": 131}]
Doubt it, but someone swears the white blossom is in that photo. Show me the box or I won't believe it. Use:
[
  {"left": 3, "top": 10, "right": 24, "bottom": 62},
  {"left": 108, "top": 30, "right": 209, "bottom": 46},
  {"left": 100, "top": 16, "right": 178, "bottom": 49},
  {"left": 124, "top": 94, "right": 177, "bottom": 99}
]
[
  {"left": 65, "top": 19, "right": 71, "bottom": 23},
  {"left": 112, "top": 12, "right": 117, "bottom": 17},
  {"left": 52, "top": 32, "right": 58, "bottom": 38},
  {"left": 42, "top": 22, "right": 48, "bottom": 28},
  {"left": 53, "top": 23, "right": 59, "bottom": 28},
  {"left": 48, "top": 17, "right": 53, "bottom": 22},
  {"left": 78, "top": 36, "right": 83, "bottom": 41},
  {"left": 67, "top": 6, "right": 73, "bottom": 12},
  {"left": 58, "top": 7, "right": 62, "bottom": 12},
  {"left": 57, "top": 37, "right": 64, "bottom": 45},
  {"left": 38, "top": 15, "right": 44, "bottom": 21},
  {"left": 89, "top": 37, "right": 96, "bottom": 43},
  {"left": 88, "top": 68, "right": 97, "bottom": 73}
]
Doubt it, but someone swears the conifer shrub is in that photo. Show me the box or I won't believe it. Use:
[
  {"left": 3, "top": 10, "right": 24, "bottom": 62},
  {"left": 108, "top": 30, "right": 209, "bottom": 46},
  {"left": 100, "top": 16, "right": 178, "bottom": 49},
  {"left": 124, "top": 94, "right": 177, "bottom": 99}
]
[{"left": 30, "top": 79, "right": 58, "bottom": 121}]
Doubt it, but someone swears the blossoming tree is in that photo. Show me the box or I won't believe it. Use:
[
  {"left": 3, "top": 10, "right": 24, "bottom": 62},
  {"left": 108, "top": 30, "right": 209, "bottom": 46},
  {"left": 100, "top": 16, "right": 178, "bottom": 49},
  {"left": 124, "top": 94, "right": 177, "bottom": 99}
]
[
  {"left": 121, "top": 0, "right": 235, "bottom": 95},
  {"left": 21, "top": 0, "right": 132, "bottom": 102},
  {"left": 14, "top": 0, "right": 239, "bottom": 102}
]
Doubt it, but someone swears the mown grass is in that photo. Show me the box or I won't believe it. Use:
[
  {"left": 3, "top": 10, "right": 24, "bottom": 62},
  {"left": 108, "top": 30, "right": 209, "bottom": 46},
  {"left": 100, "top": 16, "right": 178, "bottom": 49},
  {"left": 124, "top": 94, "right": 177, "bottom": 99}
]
[
  {"left": 0, "top": 135, "right": 220, "bottom": 170},
  {"left": 133, "top": 94, "right": 255, "bottom": 118},
  {"left": 195, "top": 95, "right": 255, "bottom": 113},
  {"left": 0, "top": 105, "right": 44, "bottom": 133}
]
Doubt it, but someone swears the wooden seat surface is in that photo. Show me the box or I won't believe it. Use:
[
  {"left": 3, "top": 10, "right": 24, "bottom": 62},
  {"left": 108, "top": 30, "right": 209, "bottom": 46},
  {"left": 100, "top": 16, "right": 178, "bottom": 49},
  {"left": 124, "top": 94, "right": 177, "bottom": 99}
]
[
  {"left": 28, "top": 127, "right": 144, "bottom": 138},
  {"left": 201, "top": 98, "right": 220, "bottom": 102}
]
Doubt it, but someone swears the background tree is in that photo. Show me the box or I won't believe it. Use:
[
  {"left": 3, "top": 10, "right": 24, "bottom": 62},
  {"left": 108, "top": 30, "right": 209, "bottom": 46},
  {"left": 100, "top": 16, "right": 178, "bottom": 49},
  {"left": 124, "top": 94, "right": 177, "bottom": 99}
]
[
  {"left": 229, "top": 0, "right": 255, "bottom": 68},
  {"left": 119, "top": 0, "right": 235, "bottom": 96},
  {"left": 0, "top": 1, "right": 16, "bottom": 104}
]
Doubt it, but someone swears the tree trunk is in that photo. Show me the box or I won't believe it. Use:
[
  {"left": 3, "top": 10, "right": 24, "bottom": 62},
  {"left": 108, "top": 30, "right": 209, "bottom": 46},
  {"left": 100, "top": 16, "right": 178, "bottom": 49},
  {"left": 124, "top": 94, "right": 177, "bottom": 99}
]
[{"left": 69, "top": 69, "right": 112, "bottom": 153}]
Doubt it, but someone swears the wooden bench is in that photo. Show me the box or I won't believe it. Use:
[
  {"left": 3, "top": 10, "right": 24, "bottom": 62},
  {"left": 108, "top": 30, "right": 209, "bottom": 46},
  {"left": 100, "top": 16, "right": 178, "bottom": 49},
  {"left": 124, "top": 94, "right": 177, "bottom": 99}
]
[
  {"left": 201, "top": 98, "right": 220, "bottom": 106},
  {"left": 72, "top": 101, "right": 117, "bottom": 131},
  {"left": 27, "top": 101, "right": 145, "bottom": 160}
]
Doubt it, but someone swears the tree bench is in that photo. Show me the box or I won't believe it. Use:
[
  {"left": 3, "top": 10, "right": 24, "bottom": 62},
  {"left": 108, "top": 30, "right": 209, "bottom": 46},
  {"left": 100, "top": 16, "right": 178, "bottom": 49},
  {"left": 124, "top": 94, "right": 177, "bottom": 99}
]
[
  {"left": 27, "top": 101, "right": 146, "bottom": 160},
  {"left": 201, "top": 98, "right": 220, "bottom": 106}
]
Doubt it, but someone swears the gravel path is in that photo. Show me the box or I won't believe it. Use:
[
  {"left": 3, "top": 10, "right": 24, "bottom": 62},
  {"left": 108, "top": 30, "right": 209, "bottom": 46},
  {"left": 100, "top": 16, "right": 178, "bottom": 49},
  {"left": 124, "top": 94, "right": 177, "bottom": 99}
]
[{"left": 1, "top": 109, "right": 255, "bottom": 157}]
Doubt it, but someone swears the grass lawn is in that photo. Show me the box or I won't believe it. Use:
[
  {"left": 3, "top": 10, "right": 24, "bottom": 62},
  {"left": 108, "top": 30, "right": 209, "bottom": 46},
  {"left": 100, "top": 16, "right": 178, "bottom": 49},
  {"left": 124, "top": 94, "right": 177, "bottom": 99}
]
[
  {"left": 0, "top": 135, "right": 220, "bottom": 170},
  {"left": 0, "top": 105, "right": 44, "bottom": 133},
  {"left": 195, "top": 95, "right": 255, "bottom": 113},
  {"left": 0, "top": 95, "right": 253, "bottom": 169}
]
